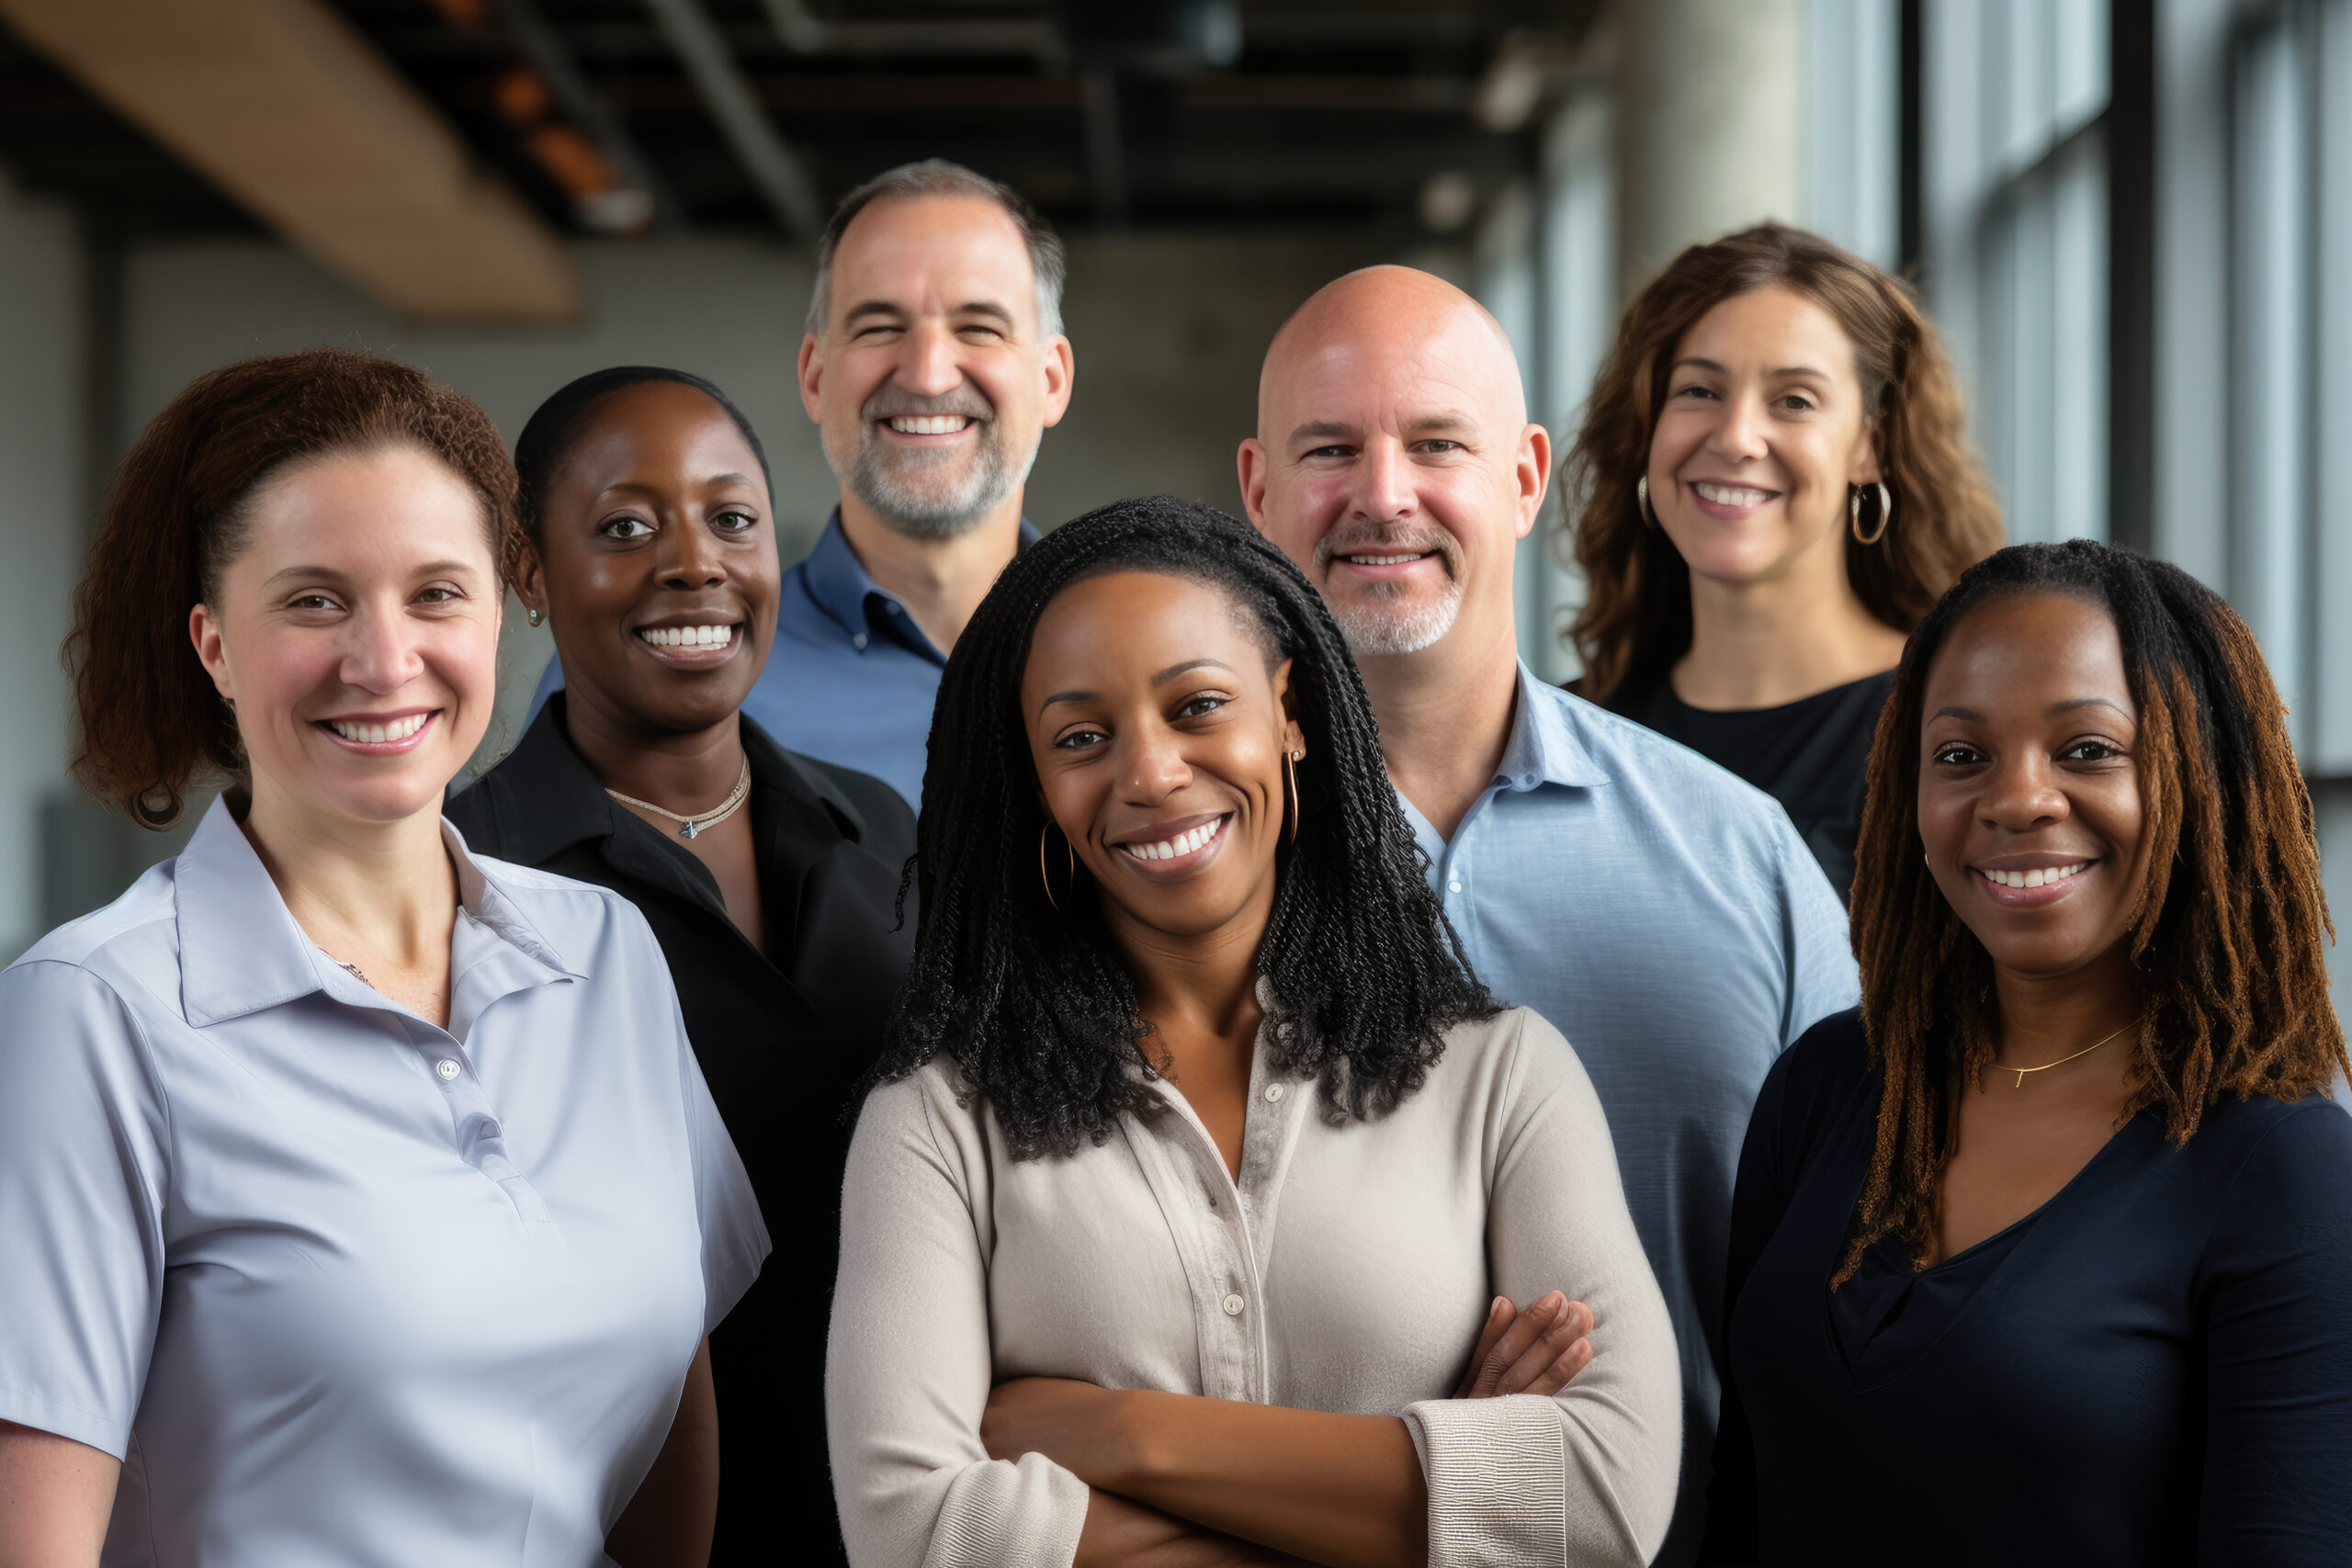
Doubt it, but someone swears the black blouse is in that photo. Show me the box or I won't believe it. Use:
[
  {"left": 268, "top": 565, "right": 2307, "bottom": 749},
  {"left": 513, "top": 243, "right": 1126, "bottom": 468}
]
[
  {"left": 1614, "top": 670, "right": 1894, "bottom": 901},
  {"left": 447, "top": 696, "right": 916, "bottom": 1568},
  {"left": 1704, "top": 1010, "right": 2352, "bottom": 1567}
]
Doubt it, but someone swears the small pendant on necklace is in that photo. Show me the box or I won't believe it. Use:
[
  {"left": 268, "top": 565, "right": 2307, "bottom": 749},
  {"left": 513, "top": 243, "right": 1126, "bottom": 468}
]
[{"left": 679, "top": 821, "right": 701, "bottom": 840}]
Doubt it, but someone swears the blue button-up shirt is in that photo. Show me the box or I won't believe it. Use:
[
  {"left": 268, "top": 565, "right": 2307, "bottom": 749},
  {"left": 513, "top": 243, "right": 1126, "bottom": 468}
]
[
  {"left": 1403, "top": 665, "right": 1858, "bottom": 1562},
  {"left": 0, "top": 798, "right": 768, "bottom": 1565},
  {"left": 529, "top": 510, "right": 1038, "bottom": 809}
]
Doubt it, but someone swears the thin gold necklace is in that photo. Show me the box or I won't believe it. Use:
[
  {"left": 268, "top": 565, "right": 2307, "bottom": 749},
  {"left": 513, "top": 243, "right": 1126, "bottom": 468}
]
[
  {"left": 1994, "top": 1021, "right": 2133, "bottom": 1089},
  {"left": 605, "top": 756, "right": 752, "bottom": 840}
]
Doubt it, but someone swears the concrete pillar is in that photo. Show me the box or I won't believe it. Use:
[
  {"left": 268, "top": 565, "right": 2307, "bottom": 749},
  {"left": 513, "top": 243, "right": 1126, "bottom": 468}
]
[{"left": 1612, "top": 0, "right": 1805, "bottom": 292}]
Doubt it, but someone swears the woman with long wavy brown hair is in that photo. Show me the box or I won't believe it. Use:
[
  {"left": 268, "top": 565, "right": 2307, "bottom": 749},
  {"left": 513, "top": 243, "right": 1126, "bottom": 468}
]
[
  {"left": 1702, "top": 541, "right": 2352, "bottom": 1565},
  {"left": 1562, "top": 225, "right": 2001, "bottom": 898}
]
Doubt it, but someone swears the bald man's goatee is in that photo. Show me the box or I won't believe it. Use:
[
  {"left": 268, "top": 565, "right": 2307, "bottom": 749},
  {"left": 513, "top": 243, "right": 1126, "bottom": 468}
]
[{"left": 1330, "top": 582, "right": 1464, "bottom": 657}]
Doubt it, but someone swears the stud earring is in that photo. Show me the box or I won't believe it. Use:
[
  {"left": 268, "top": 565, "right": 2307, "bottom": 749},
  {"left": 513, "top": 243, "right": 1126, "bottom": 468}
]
[{"left": 526, "top": 606, "right": 544, "bottom": 627}]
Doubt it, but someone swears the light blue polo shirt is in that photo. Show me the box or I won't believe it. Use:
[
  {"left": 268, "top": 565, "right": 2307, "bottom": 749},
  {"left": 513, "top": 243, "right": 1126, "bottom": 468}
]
[
  {"left": 1402, "top": 664, "right": 1859, "bottom": 1564},
  {"left": 0, "top": 797, "right": 769, "bottom": 1566}
]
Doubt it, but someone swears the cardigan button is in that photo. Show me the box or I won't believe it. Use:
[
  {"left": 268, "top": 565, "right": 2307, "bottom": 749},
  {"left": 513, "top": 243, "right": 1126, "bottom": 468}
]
[{"left": 1222, "top": 1292, "right": 1246, "bottom": 1317}]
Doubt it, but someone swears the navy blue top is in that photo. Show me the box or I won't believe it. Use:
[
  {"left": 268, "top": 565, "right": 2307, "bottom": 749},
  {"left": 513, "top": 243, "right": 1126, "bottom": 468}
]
[
  {"left": 1705, "top": 1009, "right": 2352, "bottom": 1567},
  {"left": 529, "top": 511, "right": 1038, "bottom": 809}
]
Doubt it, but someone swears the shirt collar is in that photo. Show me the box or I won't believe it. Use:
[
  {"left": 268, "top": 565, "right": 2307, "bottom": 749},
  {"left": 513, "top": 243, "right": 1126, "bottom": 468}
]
[
  {"left": 1496, "top": 661, "right": 1611, "bottom": 793},
  {"left": 465, "top": 693, "right": 640, "bottom": 867},
  {"left": 801, "top": 506, "right": 1041, "bottom": 657},
  {"left": 174, "top": 794, "right": 578, "bottom": 1029}
]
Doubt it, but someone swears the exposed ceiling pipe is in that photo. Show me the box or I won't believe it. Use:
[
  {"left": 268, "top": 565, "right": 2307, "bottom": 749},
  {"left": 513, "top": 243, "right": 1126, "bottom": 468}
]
[
  {"left": 761, "top": 0, "right": 1065, "bottom": 64},
  {"left": 487, "top": 0, "right": 684, "bottom": 232},
  {"left": 639, "top": 0, "right": 824, "bottom": 237}
]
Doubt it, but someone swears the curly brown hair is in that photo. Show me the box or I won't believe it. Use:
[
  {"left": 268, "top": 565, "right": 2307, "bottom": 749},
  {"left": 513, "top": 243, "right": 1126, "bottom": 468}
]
[
  {"left": 1562, "top": 224, "right": 2002, "bottom": 704},
  {"left": 66, "top": 348, "right": 518, "bottom": 829},
  {"left": 1838, "top": 540, "right": 2348, "bottom": 1285}
]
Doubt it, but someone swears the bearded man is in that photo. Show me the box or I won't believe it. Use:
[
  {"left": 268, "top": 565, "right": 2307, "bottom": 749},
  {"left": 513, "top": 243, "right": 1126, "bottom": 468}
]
[
  {"left": 1241, "top": 265, "right": 1857, "bottom": 1567},
  {"left": 530, "top": 160, "right": 1073, "bottom": 807}
]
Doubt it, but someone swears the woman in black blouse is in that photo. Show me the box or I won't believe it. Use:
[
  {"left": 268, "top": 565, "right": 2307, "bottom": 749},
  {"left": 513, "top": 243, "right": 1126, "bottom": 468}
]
[
  {"left": 447, "top": 367, "right": 915, "bottom": 1567},
  {"left": 1703, "top": 540, "right": 2352, "bottom": 1565},
  {"left": 1561, "top": 226, "right": 2004, "bottom": 898}
]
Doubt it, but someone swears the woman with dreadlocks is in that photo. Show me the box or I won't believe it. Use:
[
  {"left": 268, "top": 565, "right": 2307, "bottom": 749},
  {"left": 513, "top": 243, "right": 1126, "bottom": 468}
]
[
  {"left": 827, "top": 499, "right": 1679, "bottom": 1568},
  {"left": 1702, "top": 540, "right": 2352, "bottom": 1566}
]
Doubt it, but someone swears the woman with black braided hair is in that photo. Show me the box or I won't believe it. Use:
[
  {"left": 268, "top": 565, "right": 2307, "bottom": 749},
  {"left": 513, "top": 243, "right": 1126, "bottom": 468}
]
[
  {"left": 826, "top": 498, "right": 1679, "bottom": 1568},
  {"left": 1703, "top": 541, "right": 2352, "bottom": 1566}
]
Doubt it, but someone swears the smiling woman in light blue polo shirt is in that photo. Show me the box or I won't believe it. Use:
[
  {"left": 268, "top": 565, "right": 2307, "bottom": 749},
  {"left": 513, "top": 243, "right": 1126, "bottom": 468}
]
[{"left": 0, "top": 350, "right": 767, "bottom": 1566}]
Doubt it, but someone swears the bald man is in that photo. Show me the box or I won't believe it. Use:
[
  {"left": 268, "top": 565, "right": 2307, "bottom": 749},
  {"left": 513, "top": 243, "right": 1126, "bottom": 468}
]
[{"left": 1240, "top": 266, "right": 1858, "bottom": 1564}]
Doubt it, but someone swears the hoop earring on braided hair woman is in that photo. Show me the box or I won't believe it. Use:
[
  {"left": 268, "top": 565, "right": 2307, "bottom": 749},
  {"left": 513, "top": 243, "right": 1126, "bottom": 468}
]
[
  {"left": 1039, "top": 818, "right": 1073, "bottom": 911},
  {"left": 1284, "top": 748, "right": 1305, "bottom": 844}
]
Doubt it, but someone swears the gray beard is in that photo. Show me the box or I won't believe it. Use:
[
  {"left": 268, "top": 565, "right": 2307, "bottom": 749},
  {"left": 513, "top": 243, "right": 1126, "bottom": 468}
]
[
  {"left": 841, "top": 420, "right": 1035, "bottom": 541},
  {"left": 1312, "top": 520, "right": 1467, "bottom": 656},
  {"left": 1329, "top": 578, "right": 1465, "bottom": 657}
]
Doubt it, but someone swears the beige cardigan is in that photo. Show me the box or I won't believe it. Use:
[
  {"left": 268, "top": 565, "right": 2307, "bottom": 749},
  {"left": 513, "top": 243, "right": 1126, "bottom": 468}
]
[{"left": 826, "top": 1005, "right": 1681, "bottom": 1568}]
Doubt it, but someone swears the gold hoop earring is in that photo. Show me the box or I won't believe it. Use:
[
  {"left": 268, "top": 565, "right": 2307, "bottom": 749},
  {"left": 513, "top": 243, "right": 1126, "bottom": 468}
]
[
  {"left": 1283, "top": 748, "right": 1304, "bottom": 845},
  {"left": 1849, "top": 482, "right": 1894, "bottom": 546},
  {"left": 1636, "top": 475, "right": 1658, "bottom": 529},
  {"left": 1039, "top": 821, "right": 1073, "bottom": 911}
]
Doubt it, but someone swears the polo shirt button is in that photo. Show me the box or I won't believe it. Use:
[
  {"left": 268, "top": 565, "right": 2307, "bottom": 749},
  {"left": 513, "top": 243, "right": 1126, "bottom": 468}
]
[
  {"left": 435, "top": 1058, "right": 460, "bottom": 1081},
  {"left": 1222, "top": 1292, "right": 1246, "bottom": 1317},
  {"left": 1263, "top": 1082, "right": 1285, "bottom": 1103},
  {"left": 852, "top": 632, "right": 868, "bottom": 649}
]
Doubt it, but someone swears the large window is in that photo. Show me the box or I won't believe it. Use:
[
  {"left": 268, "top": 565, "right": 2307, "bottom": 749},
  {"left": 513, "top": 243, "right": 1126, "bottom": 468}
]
[{"left": 1923, "top": 0, "right": 2111, "bottom": 546}]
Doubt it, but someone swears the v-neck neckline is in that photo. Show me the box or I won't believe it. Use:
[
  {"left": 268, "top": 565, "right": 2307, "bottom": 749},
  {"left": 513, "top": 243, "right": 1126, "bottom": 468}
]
[
  {"left": 1914, "top": 1104, "right": 2154, "bottom": 1277},
  {"left": 1820, "top": 1105, "right": 2157, "bottom": 1389}
]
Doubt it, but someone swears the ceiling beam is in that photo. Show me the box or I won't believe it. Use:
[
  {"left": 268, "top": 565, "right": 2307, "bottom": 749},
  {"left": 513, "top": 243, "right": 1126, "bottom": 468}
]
[
  {"left": 639, "top": 0, "right": 822, "bottom": 239},
  {"left": 0, "top": 0, "right": 581, "bottom": 321}
]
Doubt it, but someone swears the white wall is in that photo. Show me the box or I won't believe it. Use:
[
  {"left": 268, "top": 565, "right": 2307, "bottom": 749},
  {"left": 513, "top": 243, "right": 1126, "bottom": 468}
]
[
  {"left": 0, "top": 181, "right": 85, "bottom": 955},
  {"left": 1039, "top": 232, "right": 1385, "bottom": 526},
  {"left": 122, "top": 231, "right": 1378, "bottom": 763}
]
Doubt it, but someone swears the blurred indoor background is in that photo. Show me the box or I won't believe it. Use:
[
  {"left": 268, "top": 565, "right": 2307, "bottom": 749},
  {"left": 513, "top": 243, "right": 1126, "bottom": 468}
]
[{"left": 0, "top": 0, "right": 2341, "bottom": 1022}]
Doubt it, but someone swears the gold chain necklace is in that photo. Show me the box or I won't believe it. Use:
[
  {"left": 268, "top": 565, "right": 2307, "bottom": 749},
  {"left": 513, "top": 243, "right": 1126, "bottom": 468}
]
[
  {"left": 605, "top": 757, "right": 752, "bottom": 840},
  {"left": 1994, "top": 1021, "right": 2133, "bottom": 1089}
]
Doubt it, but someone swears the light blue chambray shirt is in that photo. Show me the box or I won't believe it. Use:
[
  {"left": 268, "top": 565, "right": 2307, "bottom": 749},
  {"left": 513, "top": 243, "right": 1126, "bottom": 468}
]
[
  {"left": 1400, "top": 665, "right": 1859, "bottom": 1565},
  {"left": 0, "top": 797, "right": 769, "bottom": 1567}
]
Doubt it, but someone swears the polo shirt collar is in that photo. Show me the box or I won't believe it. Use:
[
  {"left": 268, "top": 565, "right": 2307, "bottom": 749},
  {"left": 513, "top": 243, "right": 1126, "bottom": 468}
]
[
  {"left": 175, "top": 793, "right": 577, "bottom": 1029},
  {"left": 802, "top": 506, "right": 1042, "bottom": 658},
  {"left": 1497, "top": 661, "right": 1611, "bottom": 793}
]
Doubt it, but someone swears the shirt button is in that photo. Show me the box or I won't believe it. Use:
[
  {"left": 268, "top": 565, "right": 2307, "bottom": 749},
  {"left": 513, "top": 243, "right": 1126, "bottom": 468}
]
[
  {"left": 435, "top": 1058, "right": 461, "bottom": 1081},
  {"left": 1263, "top": 1082, "right": 1285, "bottom": 1103},
  {"left": 1448, "top": 880, "right": 1462, "bottom": 893},
  {"left": 852, "top": 632, "right": 868, "bottom": 649},
  {"left": 1222, "top": 1292, "right": 1246, "bottom": 1317}
]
